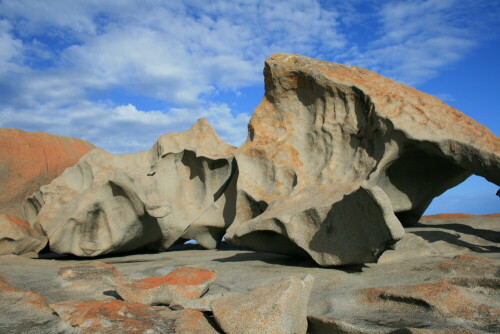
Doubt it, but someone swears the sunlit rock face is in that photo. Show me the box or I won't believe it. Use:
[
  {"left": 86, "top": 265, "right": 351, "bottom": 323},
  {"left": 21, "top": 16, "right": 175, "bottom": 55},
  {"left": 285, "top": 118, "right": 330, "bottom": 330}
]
[
  {"left": 28, "top": 119, "right": 237, "bottom": 257},
  {"left": 225, "top": 54, "right": 500, "bottom": 266}
]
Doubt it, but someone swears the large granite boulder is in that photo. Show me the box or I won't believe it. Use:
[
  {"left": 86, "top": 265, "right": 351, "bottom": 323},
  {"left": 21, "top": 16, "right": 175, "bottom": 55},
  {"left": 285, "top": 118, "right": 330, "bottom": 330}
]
[
  {"left": 0, "top": 129, "right": 95, "bottom": 221},
  {"left": 29, "top": 119, "right": 237, "bottom": 256},
  {"left": 225, "top": 54, "right": 500, "bottom": 266}
]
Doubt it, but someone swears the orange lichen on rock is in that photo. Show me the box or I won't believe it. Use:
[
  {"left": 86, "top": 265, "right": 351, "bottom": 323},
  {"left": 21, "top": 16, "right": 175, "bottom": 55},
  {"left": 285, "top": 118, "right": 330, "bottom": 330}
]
[
  {"left": 51, "top": 298, "right": 219, "bottom": 334},
  {"left": 133, "top": 267, "right": 217, "bottom": 289},
  {"left": 0, "top": 128, "right": 95, "bottom": 220},
  {"left": 113, "top": 267, "right": 217, "bottom": 305}
]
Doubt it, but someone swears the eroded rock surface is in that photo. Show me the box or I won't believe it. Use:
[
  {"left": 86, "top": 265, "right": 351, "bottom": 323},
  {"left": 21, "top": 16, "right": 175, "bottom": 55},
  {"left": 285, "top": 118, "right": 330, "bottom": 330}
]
[
  {"left": 226, "top": 54, "right": 500, "bottom": 266},
  {"left": 29, "top": 119, "right": 236, "bottom": 256},
  {"left": 0, "top": 129, "right": 95, "bottom": 221},
  {"left": 0, "top": 213, "right": 47, "bottom": 256}
]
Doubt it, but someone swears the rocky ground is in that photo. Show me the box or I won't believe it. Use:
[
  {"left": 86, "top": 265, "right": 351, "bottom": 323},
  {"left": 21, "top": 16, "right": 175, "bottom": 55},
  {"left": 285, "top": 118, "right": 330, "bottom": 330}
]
[{"left": 0, "top": 214, "right": 498, "bottom": 333}]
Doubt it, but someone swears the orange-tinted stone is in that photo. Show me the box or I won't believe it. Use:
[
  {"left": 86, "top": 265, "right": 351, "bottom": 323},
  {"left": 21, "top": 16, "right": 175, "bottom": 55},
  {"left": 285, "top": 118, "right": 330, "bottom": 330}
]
[
  {"left": 51, "top": 298, "right": 219, "bottom": 334},
  {"left": 0, "top": 128, "right": 94, "bottom": 220},
  {"left": 133, "top": 266, "right": 217, "bottom": 289}
]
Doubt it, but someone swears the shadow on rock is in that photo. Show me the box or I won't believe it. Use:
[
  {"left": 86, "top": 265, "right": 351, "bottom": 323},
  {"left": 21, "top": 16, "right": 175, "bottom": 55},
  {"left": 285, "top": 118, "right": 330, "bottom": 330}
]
[{"left": 413, "top": 230, "right": 500, "bottom": 253}]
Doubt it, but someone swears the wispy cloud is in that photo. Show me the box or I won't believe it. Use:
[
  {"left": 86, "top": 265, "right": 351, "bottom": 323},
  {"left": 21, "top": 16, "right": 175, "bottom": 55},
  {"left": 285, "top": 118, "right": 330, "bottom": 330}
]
[{"left": 338, "top": 0, "right": 494, "bottom": 85}]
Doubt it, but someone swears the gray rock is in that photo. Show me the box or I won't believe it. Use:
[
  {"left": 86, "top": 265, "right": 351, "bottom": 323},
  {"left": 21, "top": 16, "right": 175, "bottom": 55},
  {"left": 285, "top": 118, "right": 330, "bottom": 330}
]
[
  {"left": 0, "top": 274, "right": 72, "bottom": 334},
  {"left": 211, "top": 275, "right": 314, "bottom": 334}
]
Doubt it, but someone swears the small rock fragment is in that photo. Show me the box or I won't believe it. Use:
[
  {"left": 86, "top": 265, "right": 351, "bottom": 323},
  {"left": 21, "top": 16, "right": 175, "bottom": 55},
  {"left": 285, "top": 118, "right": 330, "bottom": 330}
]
[
  {"left": 211, "top": 275, "right": 314, "bottom": 334},
  {"left": 114, "top": 266, "right": 217, "bottom": 305}
]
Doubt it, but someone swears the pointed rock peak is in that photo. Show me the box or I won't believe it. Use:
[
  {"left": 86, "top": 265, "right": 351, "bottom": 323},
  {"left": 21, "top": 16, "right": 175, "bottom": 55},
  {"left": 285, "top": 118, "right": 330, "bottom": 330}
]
[{"left": 153, "top": 118, "right": 236, "bottom": 160}]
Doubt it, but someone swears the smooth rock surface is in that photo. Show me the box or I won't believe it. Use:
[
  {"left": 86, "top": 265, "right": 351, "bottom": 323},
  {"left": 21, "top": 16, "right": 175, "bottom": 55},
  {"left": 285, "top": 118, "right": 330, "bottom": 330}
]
[
  {"left": 211, "top": 275, "right": 314, "bottom": 334},
  {"left": 0, "top": 128, "right": 95, "bottom": 221},
  {"left": 30, "top": 119, "right": 237, "bottom": 256},
  {"left": 113, "top": 266, "right": 217, "bottom": 305},
  {"left": 0, "top": 213, "right": 47, "bottom": 255},
  {"left": 226, "top": 54, "right": 500, "bottom": 266}
]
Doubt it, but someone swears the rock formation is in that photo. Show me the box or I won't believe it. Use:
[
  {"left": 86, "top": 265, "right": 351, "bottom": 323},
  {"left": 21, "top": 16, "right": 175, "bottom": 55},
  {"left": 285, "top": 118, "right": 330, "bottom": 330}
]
[
  {"left": 0, "top": 129, "right": 95, "bottom": 221},
  {"left": 225, "top": 54, "right": 500, "bottom": 266},
  {"left": 0, "top": 214, "right": 47, "bottom": 256},
  {"left": 29, "top": 119, "right": 236, "bottom": 256},
  {"left": 18, "top": 54, "right": 500, "bottom": 266}
]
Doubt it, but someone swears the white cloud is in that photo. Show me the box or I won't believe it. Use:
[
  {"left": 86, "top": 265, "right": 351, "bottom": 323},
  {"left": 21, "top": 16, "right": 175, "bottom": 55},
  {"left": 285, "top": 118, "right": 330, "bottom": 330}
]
[
  {"left": 1, "top": 100, "right": 250, "bottom": 153},
  {"left": 0, "top": 0, "right": 345, "bottom": 152},
  {"left": 0, "top": 0, "right": 497, "bottom": 154}
]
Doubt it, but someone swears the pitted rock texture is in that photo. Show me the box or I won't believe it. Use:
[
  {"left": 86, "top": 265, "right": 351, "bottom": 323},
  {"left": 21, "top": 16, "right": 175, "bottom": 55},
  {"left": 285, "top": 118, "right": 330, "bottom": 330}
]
[
  {"left": 29, "top": 119, "right": 237, "bottom": 256},
  {"left": 211, "top": 275, "right": 314, "bottom": 334},
  {"left": 226, "top": 53, "right": 500, "bottom": 266},
  {"left": 0, "top": 128, "right": 94, "bottom": 221},
  {"left": 0, "top": 213, "right": 47, "bottom": 255},
  {"left": 51, "top": 299, "right": 219, "bottom": 334},
  {"left": 113, "top": 266, "right": 217, "bottom": 305}
]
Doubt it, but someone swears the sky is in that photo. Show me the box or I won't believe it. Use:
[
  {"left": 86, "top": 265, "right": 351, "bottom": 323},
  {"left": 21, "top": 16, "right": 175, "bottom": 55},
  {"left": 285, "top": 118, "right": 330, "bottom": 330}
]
[{"left": 0, "top": 0, "right": 499, "bottom": 214}]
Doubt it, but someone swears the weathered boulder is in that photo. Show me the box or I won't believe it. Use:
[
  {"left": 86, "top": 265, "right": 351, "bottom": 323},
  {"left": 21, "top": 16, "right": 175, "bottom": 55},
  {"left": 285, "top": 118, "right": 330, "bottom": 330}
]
[
  {"left": 29, "top": 119, "right": 237, "bottom": 256},
  {"left": 0, "top": 129, "right": 95, "bottom": 221},
  {"left": 0, "top": 213, "right": 47, "bottom": 256},
  {"left": 113, "top": 266, "right": 217, "bottom": 305},
  {"left": 211, "top": 275, "right": 314, "bottom": 334},
  {"left": 226, "top": 54, "right": 500, "bottom": 266},
  {"left": 51, "top": 299, "right": 220, "bottom": 334}
]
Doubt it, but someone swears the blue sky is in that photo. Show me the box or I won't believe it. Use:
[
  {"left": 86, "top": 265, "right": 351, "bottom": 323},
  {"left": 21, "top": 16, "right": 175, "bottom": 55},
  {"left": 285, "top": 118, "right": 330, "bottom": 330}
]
[{"left": 0, "top": 0, "right": 498, "bottom": 214}]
